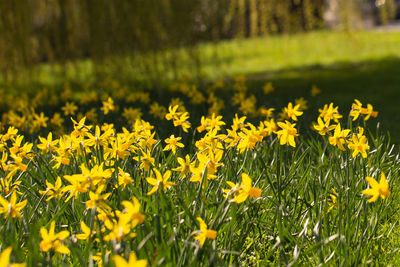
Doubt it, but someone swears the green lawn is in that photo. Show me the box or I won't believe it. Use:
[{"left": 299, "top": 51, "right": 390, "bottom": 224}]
[
  {"left": 201, "top": 30, "right": 400, "bottom": 78},
  {"left": 199, "top": 30, "right": 400, "bottom": 143}
]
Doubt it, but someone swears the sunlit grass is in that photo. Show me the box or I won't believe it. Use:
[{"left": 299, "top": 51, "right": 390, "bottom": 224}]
[{"left": 0, "top": 74, "right": 399, "bottom": 265}]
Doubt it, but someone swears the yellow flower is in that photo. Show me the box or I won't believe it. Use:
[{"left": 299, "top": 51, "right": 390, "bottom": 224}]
[
  {"left": 37, "top": 132, "right": 58, "bottom": 153},
  {"left": 197, "top": 114, "right": 225, "bottom": 133},
  {"left": 361, "top": 104, "right": 378, "bottom": 121},
  {"left": 0, "top": 191, "right": 27, "bottom": 219},
  {"left": 237, "top": 123, "right": 263, "bottom": 153},
  {"left": 85, "top": 125, "right": 114, "bottom": 148},
  {"left": 224, "top": 173, "right": 262, "bottom": 203},
  {"left": 350, "top": 99, "right": 378, "bottom": 121},
  {"left": 40, "top": 221, "right": 70, "bottom": 254},
  {"left": 146, "top": 169, "right": 175, "bottom": 195},
  {"left": 50, "top": 113, "right": 64, "bottom": 128},
  {"left": 239, "top": 95, "right": 257, "bottom": 115},
  {"left": 193, "top": 217, "right": 217, "bottom": 247},
  {"left": 149, "top": 102, "right": 167, "bottom": 120},
  {"left": 350, "top": 99, "right": 363, "bottom": 121},
  {"left": 263, "top": 119, "right": 278, "bottom": 136},
  {"left": 1, "top": 126, "right": 18, "bottom": 142},
  {"left": 347, "top": 129, "right": 370, "bottom": 158},
  {"left": 276, "top": 121, "right": 299, "bottom": 147},
  {"left": 71, "top": 117, "right": 92, "bottom": 137},
  {"left": 86, "top": 188, "right": 111, "bottom": 210},
  {"left": 101, "top": 97, "right": 115, "bottom": 115},
  {"left": 232, "top": 114, "right": 247, "bottom": 131},
  {"left": 163, "top": 135, "right": 184, "bottom": 154},
  {"left": 284, "top": 102, "right": 303, "bottom": 121},
  {"left": 133, "top": 150, "right": 154, "bottom": 172},
  {"left": 263, "top": 82, "right": 275, "bottom": 95},
  {"left": 294, "top": 97, "right": 308, "bottom": 110},
  {"left": 165, "top": 105, "right": 181, "bottom": 121},
  {"left": 117, "top": 168, "right": 134, "bottom": 189},
  {"left": 39, "top": 176, "right": 64, "bottom": 201},
  {"left": 328, "top": 123, "right": 350, "bottom": 151},
  {"left": 0, "top": 247, "right": 26, "bottom": 267},
  {"left": 318, "top": 103, "right": 342, "bottom": 123},
  {"left": 33, "top": 112, "right": 48, "bottom": 129},
  {"left": 173, "top": 155, "right": 195, "bottom": 179},
  {"left": 362, "top": 172, "right": 390, "bottom": 203},
  {"left": 61, "top": 102, "right": 78, "bottom": 116},
  {"left": 103, "top": 216, "right": 136, "bottom": 242},
  {"left": 122, "top": 107, "right": 142, "bottom": 124},
  {"left": 258, "top": 107, "right": 275, "bottom": 119},
  {"left": 76, "top": 221, "right": 97, "bottom": 242},
  {"left": 121, "top": 197, "right": 146, "bottom": 227},
  {"left": 113, "top": 251, "right": 147, "bottom": 267},
  {"left": 327, "top": 188, "right": 339, "bottom": 213},
  {"left": 313, "top": 117, "right": 335, "bottom": 136},
  {"left": 310, "top": 85, "right": 321, "bottom": 96},
  {"left": 173, "top": 112, "right": 191, "bottom": 133}
]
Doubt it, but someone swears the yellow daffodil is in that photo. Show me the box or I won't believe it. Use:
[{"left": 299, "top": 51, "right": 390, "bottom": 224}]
[
  {"left": 133, "top": 150, "right": 155, "bottom": 172},
  {"left": 0, "top": 247, "right": 26, "bottom": 267},
  {"left": 113, "top": 251, "right": 147, "bottom": 267},
  {"left": 295, "top": 97, "right": 308, "bottom": 110},
  {"left": 347, "top": 131, "right": 370, "bottom": 158},
  {"left": 173, "top": 112, "right": 191, "bottom": 133},
  {"left": 284, "top": 102, "right": 303, "bottom": 121},
  {"left": 61, "top": 102, "right": 78, "bottom": 116},
  {"left": 39, "top": 176, "right": 64, "bottom": 201},
  {"left": 172, "top": 155, "right": 195, "bottom": 179},
  {"left": 149, "top": 102, "right": 167, "bottom": 120},
  {"left": 310, "top": 85, "right": 321, "bottom": 96},
  {"left": 37, "top": 132, "right": 58, "bottom": 153},
  {"left": 263, "top": 82, "right": 275, "bottom": 94},
  {"left": 146, "top": 169, "right": 175, "bottom": 195},
  {"left": 193, "top": 217, "right": 217, "bottom": 247},
  {"left": 121, "top": 197, "right": 145, "bottom": 227},
  {"left": 362, "top": 172, "right": 390, "bottom": 203},
  {"left": 276, "top": 121, "right": 299, "bottom": 147},
  {"left": 361, "top": 104, "right": 378, "bottom": 121},
  {"left": 117, "top": 168, "right": 134, "bottom": 189},
  {"left": 350, "top": 99, "right": 363, "bottom": 121},
  {"left": 313, "top": 117, "right": 335, "bottom": 136},
  {"left": 76, "top": 221, "right": 98, "bottom": 242},
  {"left": 318, "top": 103, "right": 342, "bottom": 123},
  {"left": 224, "top": 173, "right": 262, "bottom": 203},
  {"left": 86, "top": 189, "right": 111, "bottom": 210},
  {"left": 327, "top": 188, "right": 339, "bottom": 213},
  {"left": 328, "top": 123, "right": 350, "bottom": 151},
  {"left": 40, "top": 221, "right": 70, "bottom": 254},
  {"left": 163, "top": 135, "right": 184, "bottom": 154},
  {"left": 0, "top": 191, "right": 27, "bottom": 219},
  {"left": 165, "top": 105, "right": 181, "bottom": 121},
  {"left": 101, "top": 97, "right": 115, "bottom": 115}
]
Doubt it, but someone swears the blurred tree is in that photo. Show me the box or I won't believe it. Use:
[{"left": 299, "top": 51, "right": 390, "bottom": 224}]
[{"left": 0, "top": 0, "right": 395, "bottom": 84}]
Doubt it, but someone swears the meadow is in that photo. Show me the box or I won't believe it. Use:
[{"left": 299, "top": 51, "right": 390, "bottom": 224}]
[{"left": 0, "top": 30, "right": 399, "bottom": 266}]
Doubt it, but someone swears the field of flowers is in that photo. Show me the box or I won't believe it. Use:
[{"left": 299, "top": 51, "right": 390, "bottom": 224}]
[{"left": 0, "top": 75, "right": 398, "bottom": 266}]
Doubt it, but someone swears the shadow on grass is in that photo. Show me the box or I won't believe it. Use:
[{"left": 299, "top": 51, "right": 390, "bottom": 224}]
[{"left": 245, "top": 56, "right": 400, "bottom": 143}]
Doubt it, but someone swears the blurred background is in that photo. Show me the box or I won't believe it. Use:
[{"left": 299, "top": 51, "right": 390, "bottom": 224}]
[
  {"left": 1, "top": 0, "right": 399, "bottom": 84},
  {"left": 1, "top": 0, "right": 400, "bottom": 139}
]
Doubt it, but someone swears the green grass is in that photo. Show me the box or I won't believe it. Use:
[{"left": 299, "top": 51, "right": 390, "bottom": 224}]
[{"left": 200, "top": 30, "right": 400, "bottom": 78}]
